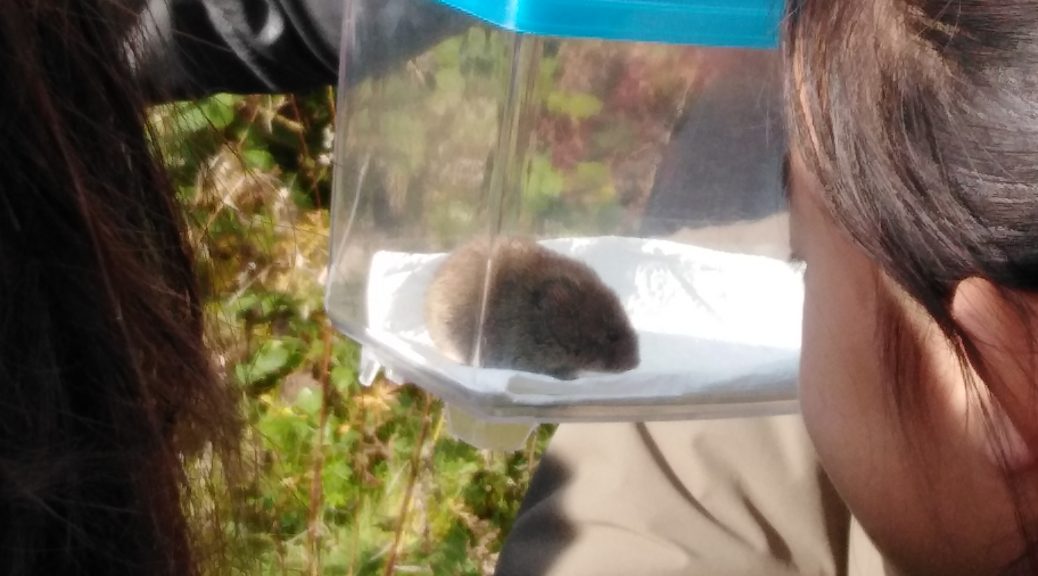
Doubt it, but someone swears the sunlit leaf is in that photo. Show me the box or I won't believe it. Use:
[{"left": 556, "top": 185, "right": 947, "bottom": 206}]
[
  {"left": 292, "top": 387, "right": 322, "bottom": 416},
  {"left": 237, "top": 339, "right": 302, "bottom": 386},
  {"left": 546, "top": 91, "right": 603, "bottom": 119}
]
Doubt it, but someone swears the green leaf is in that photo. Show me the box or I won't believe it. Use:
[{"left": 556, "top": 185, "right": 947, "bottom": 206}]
[
  {"left": 200, "top": 94, "right": 237, "bottom": 130},
  {"left": 546, "top": 91, "right": 603, "bottom": 120},
  {"left": 172, "top": 105, "right": 211, "bottom": 134},
  {"left": 330, "top": 365, "right": 357, "bottom": 395},
  {"left": 524, "top": 154, "right": 565, "bottom": 216},
  {"left": 237, "top": 339, "right": 302, "bottom": 386},
  {"left": 433, "top": 35, "right": 465, "bottom": 68},
  {"left": 243, "top": 148, "right": 276, "bottom": 171},
  {"left": 292, "top": 386, "right": 322, "bottom": 416}
]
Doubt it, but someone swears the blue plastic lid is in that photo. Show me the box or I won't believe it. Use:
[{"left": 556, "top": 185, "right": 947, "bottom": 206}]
[{"left": 435, "top": 0, "right": 783, "bottom": 48}]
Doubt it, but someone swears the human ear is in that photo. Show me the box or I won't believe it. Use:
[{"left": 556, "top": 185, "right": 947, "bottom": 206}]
[{"left": 952, "top": 277, "right": 1038, "bottom": 472}]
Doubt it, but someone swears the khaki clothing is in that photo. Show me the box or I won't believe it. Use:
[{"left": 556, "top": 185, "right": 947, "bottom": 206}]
[{"left": 496, "top": 416, "right": 897, "bottom": 576}]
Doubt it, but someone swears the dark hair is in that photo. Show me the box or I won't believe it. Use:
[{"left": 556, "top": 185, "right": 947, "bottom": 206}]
[
  {"left": 785, "top": 0, "right": 1038, "bottom": 568},
  {"left": 0, "top": 1, "right": 239, "bottom": 574}
]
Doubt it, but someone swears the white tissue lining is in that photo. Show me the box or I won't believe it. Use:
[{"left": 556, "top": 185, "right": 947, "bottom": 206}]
[{"left": 364, "top": 236, "right": 803, "bottom": 418}]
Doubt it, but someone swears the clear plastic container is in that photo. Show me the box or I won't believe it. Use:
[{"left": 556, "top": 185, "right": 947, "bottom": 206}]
[{"left": 327, "top": 0, "right": 798, "bottom": 449}]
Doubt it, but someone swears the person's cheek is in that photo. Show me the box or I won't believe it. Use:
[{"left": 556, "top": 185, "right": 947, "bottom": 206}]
[
  {"left": 795, "top": 208, "right": 936, "bottom": 571},
  {"left": 785, "top": 154, "right": 929, "bottom": 565},
  {"left": 797, "top": 221, "right": 886, "bottom": 499},
  {"left": 795, "top": 190, "right": 883, "bottom": 471}
]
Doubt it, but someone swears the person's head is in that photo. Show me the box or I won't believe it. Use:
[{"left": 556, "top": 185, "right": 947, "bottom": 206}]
[
  {"left": 0, "top": 1, "right": 238, "bottom": 574},
  {"left": 784, "top": 0, "right": 1038, "bottom": 573}
]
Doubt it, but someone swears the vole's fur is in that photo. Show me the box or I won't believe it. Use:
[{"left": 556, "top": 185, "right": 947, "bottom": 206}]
[{"left": 424, "top": 236, "right": 639, "bottom": 379}]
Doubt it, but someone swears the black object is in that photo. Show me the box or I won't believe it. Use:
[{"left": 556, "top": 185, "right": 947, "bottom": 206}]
[{"left": 135, "top": 0, "right": 466, "bottom": 101}]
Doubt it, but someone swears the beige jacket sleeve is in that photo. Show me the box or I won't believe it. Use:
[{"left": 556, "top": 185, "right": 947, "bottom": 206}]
[{"left": 495, "top": 416, "right": 896, "bottom": 576}]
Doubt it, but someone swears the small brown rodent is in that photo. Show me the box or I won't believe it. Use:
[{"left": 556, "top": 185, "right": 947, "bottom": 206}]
[{"left": 424, "top": 236, "right": 639, "bottom": 379}]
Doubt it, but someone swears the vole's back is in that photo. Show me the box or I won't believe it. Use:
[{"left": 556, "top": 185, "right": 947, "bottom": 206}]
[
  {"left": 424, "top": 236, "right": 639, "bottom": 378},
  {"left": 424, "top": 237, "right": 542, "bottom": 364},
  {"left": 424, "top": 237, "right": 497, "bottom": 364}
]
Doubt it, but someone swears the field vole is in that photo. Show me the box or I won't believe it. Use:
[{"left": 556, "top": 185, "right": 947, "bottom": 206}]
[{"left": 424, "top": 236, "right": 639, "bottom": 379}]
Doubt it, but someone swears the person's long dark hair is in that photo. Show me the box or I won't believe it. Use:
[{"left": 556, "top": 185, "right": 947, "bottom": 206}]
[
  {"left": 0, "top": 1, "right": 239, "bottom": 574},
  {"left": 785, "top": 0, "right": 1038, "bottom": 571}
]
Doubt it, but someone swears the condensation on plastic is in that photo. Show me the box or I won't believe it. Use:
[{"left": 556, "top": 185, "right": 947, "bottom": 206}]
[{"left": 328, "top": 0, "right": 797, "bottom": 448}]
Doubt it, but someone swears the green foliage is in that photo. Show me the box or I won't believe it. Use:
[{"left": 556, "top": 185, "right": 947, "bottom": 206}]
[
  {"left": 151, "top": 27, "right": 698, "bottom": 575},
  {"left": 151, "top": 89, "right": 549, "bottom": 575},
  {"left": 545, "top": 91, "right": 603, "bottom": 120}
]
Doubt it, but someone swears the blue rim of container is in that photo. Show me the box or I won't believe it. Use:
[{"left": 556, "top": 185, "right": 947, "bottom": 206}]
[{"left": 433, "top": 0, "right": 784, "bottom": 48}]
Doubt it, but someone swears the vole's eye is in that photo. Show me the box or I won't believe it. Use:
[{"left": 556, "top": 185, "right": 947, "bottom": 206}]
[{"left": 606, "top": 331, "right": 622, "bottom": 344}]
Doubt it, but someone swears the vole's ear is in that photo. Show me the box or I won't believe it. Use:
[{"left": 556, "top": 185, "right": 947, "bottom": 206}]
[
  {"left": 531, "top": 276, "right": 580, "bottom": 312},
  {"left": 952, "top": 277, "right": 1038, "bottom": 471}
]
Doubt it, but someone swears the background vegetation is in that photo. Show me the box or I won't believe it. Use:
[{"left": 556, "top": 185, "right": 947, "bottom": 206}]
[
  {"left": 152, "top": 91, "right": 550, "bottom": 575},
  {"left": 150, "top": 30, "right": 699, "bottom": 575}
]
